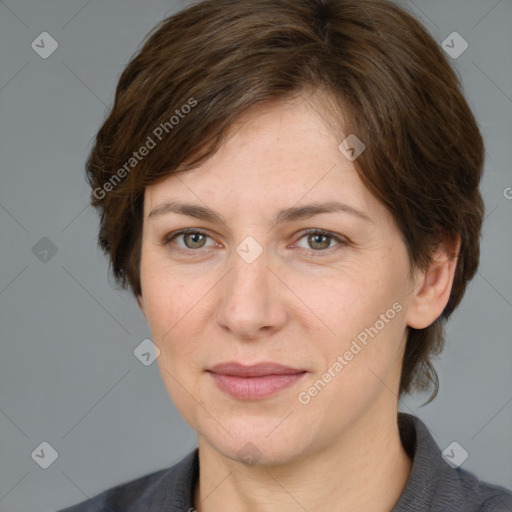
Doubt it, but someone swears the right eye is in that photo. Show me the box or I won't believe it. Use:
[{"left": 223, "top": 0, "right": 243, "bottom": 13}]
[{"left": 164, "top": 229, "right": 218, "bottom": 254}]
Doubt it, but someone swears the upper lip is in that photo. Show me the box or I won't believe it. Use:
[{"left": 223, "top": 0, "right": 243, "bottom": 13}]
[{"left": 208, "top": 362, "right": 306, "bottom": 377}]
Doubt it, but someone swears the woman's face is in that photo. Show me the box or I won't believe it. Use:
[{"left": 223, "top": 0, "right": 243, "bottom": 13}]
[{"left": 139, "top": 96, "right": 420, "bottom": 465}]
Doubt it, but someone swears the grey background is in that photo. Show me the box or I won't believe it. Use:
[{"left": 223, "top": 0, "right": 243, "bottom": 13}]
[{"left": 0, "top": 0, "right": 511, "bottom": 510}]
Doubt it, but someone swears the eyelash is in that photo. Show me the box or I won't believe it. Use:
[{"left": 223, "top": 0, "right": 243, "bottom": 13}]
[{"left": 163, "top": 228, "right": 349, "bottom": 256}]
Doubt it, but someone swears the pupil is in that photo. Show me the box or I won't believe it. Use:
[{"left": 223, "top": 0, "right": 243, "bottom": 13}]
[
  {"left": 311, "top": 234, "right": 329, "bottom": 249},
  {"left": 187, "top": 233, "right": 203, "bottom": 247}
]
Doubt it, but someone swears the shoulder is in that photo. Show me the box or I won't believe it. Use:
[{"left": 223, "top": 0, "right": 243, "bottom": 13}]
[
  {"left": 452, "top": 468, "right": 512, "bottom": 512},
  {"left": 454, "top": 467, "right": 512, "bottom": 512},
  {"left": 479, "top": 494, "right": 512, "bottom": 512},
  {"left": 395, "top": 413, "right": 512, "bottom": 512},
  {"left": 55, "top": 468, "right": 169, "bottom": 512},
  {"left": 55, "top": 449, "right": 199, "bottom": 512}
]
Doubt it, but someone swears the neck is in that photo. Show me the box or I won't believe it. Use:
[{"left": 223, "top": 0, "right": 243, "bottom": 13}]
[{"left": 193, "top": 404, "right": 412, "bottom": 512}]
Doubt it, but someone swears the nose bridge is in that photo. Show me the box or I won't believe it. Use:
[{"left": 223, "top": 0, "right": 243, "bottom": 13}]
[
  {"left": 233, "top": 244, "right": 269, "bottom": 290},
  {"left": 216, "top": 246, "right": 285, "bottom": 337}
]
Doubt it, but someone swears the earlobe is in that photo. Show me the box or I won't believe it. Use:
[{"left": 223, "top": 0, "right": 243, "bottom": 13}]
[{"left": 405, "top": 234, "right": 461, "bottom": 329}]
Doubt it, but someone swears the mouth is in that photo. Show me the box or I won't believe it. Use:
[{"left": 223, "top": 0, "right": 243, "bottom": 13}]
[{"left": 207, "top": 362, "right": 307, "bottom": 400}]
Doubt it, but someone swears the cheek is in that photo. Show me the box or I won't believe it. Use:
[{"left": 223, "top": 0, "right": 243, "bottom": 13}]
[
  {"left": 140, "top": 269, "right": 206, "bottom": 419},
  {"left": 140, "top": 263, "right": 191, "bottom": 358},
  {"left": 296, "top": 263, "right": 388, "bottom": 339},
  {"left": 141, "top": 249, "right": 195, "bottom": 328},
  {"left": 298, "top": 260, "right": 407, "bottom": 384}
]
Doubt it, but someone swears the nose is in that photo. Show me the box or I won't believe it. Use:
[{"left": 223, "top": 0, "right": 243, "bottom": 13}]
[{"left": 215, "top": 249, "right": 288, "bottom": 340}]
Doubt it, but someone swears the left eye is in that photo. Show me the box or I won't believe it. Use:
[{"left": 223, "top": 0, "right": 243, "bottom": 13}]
[{"left": 294, "top": 229, "right": 347, "bottom": 252}]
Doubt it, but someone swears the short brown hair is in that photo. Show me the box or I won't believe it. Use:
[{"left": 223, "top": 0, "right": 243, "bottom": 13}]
[{"left": 86, "top": 0, "right": 484, "bottom": 402}]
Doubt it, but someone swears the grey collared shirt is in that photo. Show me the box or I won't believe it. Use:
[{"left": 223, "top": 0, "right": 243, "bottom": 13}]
[{"left": 56, "top": 413, "right": 512, "bottom": 511}]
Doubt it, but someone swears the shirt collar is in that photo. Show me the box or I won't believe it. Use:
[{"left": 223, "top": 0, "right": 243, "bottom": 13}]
[{"left": 156, "top": 412, "right": 450, "bottom": 511}]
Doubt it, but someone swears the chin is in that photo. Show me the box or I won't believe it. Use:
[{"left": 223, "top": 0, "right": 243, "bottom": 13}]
[{"left": 199, "top": 417, "right": 312, "bottom": 467}]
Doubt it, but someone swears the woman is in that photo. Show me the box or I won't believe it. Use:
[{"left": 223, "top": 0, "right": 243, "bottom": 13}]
[{"left": 57, "top": 0, "right": 512, "bottom": 510}]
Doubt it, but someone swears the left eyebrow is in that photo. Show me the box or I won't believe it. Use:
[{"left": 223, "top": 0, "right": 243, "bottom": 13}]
[
  {"left": 275, "top": 201, "right": 374, "bottom": 224},
  {"left": 148, "top": 200, "right": 374, "bottom": 225}
]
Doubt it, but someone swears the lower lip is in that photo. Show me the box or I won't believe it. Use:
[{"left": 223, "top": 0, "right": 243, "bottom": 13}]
[{"left": 208, "top": 372, "right": 306, "bottom": 400}]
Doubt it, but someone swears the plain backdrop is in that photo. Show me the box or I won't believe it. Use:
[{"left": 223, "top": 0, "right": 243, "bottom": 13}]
[{"left": 1, "top": 0, "right": 511, "bottom": 510}]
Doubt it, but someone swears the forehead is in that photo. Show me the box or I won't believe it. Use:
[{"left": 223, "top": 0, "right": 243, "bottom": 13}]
[{"left": 142, "top": 96, "right": 378, "bottom": 222}]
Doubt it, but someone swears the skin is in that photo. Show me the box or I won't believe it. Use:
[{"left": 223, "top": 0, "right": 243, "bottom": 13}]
[{"left": 138, "top": 93, "right": 460, "bottom": 512}]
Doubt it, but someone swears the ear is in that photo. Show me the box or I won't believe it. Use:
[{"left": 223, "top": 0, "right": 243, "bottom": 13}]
[{"left": 405, "top": 234, "right": 461, "bottom": 329}]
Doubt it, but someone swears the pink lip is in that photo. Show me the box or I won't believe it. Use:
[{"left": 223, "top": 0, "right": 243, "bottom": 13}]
[{"left": 207, "top": 362, "right": 307, "bottom": 400}]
